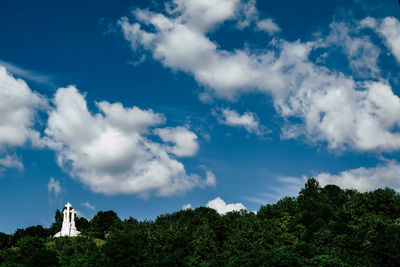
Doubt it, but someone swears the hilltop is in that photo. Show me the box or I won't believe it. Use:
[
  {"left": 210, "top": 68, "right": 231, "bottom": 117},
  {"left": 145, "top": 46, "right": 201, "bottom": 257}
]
[{"left": 1, "top": 178, "right": 400, "bottom": 266}]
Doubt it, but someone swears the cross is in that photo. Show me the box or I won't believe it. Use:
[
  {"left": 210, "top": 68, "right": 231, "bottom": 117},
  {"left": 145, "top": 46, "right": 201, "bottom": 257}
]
[
  {"left": 65, "top": 202, "right": 72, "bottom": 222},
  {"left": 65, "top": 202, "right": 72, "bottom": 212}
]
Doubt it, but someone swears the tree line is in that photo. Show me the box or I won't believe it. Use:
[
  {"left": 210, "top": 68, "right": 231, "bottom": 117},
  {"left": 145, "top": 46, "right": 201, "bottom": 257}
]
[{"left": 1, "top": 178, "right": 400, "bottom": 266}]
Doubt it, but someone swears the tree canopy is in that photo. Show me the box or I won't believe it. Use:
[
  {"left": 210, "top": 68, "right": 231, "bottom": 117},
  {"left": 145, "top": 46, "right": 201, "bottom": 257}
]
[{"left": 1, "top": 178, "right": 400, "bottom": 266}]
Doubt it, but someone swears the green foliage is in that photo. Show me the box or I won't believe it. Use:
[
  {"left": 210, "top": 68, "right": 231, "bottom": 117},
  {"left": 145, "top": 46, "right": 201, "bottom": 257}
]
[
  {"left": 48, "top": 209, "right": 63, "bottom": 236},
  {"left": 1, "top": 236, "right": 58, "bottom": 266},
  {"left": 87, "top": 210, "right": 121, "bottom": 239},
  {"left": 48, "top": 236, "right": 103, "bottom": 267},
  {"left": 2, "top": 178, "right": 400, "bottom": 266},
  {"left": 0, "top": 233, "right": 9, "bottom": 250}
]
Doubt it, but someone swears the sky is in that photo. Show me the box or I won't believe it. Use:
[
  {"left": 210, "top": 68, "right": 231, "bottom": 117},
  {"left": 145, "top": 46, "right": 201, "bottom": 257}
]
[{"left": 1, "top": 0, "right": 400, "bottom": 233}]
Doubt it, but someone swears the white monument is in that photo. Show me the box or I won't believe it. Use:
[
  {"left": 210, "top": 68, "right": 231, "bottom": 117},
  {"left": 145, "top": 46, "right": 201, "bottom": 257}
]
[{"left": 54, "top": 202, "right": 81, "bottom": 237}]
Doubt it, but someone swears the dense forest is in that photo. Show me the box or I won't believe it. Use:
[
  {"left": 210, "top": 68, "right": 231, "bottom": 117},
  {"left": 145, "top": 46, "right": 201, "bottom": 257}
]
[{"left": 1, "top": 178, "right": 400, "bottom": 266}]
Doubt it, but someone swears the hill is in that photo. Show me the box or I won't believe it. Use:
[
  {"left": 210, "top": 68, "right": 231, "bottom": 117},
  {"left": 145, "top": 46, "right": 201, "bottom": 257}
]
[{"left": 1, "top": 178, "right": 400, "bottom": 266}]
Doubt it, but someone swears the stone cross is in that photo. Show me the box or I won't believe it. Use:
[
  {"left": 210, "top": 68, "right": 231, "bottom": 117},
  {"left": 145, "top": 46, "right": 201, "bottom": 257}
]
[
  {"left": 71, "top": 209, "right": 76, "bottom": 228},
  {"left": 65, "top": 202, "right": 72, "bottom": 222},
  {"left": 54, "top": 202, "right": 81, "bottom": 237}
]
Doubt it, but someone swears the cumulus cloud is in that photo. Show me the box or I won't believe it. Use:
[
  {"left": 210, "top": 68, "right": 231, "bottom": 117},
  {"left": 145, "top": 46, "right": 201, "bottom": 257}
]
[
  {"left": 81, "top": 202, "right": 95, "bottom": 210},
  {"left": 316, "top": 161, "right": 400, "bottom": 192},
  {"left": 182, "top": 203, "right": 192, "bottom": 210},
  {"left": 281, "top": 77, "right": 400, "bottom": 151},
  {"left": 256, "top": 18, "right": 281, "bottom": 35},
  {"left": 216, "top": 108, "right": 268, "bottom": 136},
  {"left": 155, "top": 126, "right": 199, "bottom": 157},
  {"left": 44, "top": 86, "right": 211, "bottom": 196},
  {"left": 120, "top": 2, "right": 400, "bottom": 152},
  {"left": 0, "top": 66, "right": 46, "bottom": 148},
  {"left": 48, "top": 177, "right": 61, "bottom": 197},
  {"left": 207, "top": 197, "right": 246, "bottom": 214},
  {"left": 119, "top": 1, "right": 285, "bottom": 101},
  {"left": 0, "top": 65, "right": 47, "bottom": 171},
  {"left": 370, "top": 17, "right": 400, "bottom": 63},
  {"left": 266, "top": 161, "right": 400, "bottom": 199},
  {"left": 169, "top": 0, "right": 241, "bottom": 32}
]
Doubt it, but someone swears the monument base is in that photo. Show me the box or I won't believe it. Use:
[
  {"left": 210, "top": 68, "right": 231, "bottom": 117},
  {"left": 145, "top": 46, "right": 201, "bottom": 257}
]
[{"left": 54, "top": 228, "right": 81, "bottom": 237}]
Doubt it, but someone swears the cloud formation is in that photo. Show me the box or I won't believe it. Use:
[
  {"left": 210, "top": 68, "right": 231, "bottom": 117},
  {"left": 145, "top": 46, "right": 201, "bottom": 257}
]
[
  {"left": 370, "top": 17, "right": 400, "bottom": 64},
  {"left": 246, "top": 176, "right": 305, "bottom": 205},
  {"left": 81, "top": 202, "right": 95, "bottom": 210},
  {"left": 316, "top": 161, "right": 400, "bottom": 192},
  {"left": 267, "top": 161, "right": 400, "bottom": 198},
  {"left": 0, "top": 65, "right": 47, "bottom": 171},
  {"left": 155, "top": 126, "right": 199, "bottom": 157},
  {"left": 321, "top": 21, "right": 380, "bottom": 78},
  {"left": 207, "top": 197, "right": 246, "bottom": 214},
  {"left": 256, "top": 18, "right": 281, "bottom": 35},
  {"left": 0, "top": 155, "right": 24, "bottom": 171},
  {"left": 182, "top": 203, "right": 192, "bottom": 210},
  {"left": 119, "top": 0, "right": 283, "bottom": 101},
  {"left": 205, "top": 170, "right": 217, "bottom": 187},
  {"left": 0, "top": 66, "right": 45, "bottom": 148},
  {"left": 0, "top": 60, "right": 54, "bottom": 87},
  {"left": 216, "top": 108, "right": 267, "bottom": 136},
  {"left": 44, "top": 86, "right": 211, "bottom": 196},
  {"left": 120, "top": 2, "right": 400, "bottom": 152},
  {"left": 48, "top": 177, "right": 61, "bottom": 197}
]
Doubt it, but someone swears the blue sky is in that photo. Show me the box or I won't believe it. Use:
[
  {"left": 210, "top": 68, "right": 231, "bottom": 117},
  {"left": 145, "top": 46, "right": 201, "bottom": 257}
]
[{"left": 1, "top": 0, "right": 400, "bottom": 233}]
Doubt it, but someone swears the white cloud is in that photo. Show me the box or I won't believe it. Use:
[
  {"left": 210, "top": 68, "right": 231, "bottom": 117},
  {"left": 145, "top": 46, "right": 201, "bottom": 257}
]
[
  {"left": 167, "top": 0, "right": 240, "bottom": 33},
  {"left": 207, "top": 197, "right": 246, "bottom": 214},
  {"left": 120, "top": 5, "right": 400, "bottom": 152},
  {"left": 48, "top": 177, "right": 61, "bottom": 197},
  {"left": 0, "top": 66, "right": 46, "bottom": 148},
  {"left": 217, "top": 108, "right": 268, "bottom": 136},
  {"left": 375, "top": 17, "right": 400, "bottom": 64},
  {"left": 266, "top": 161, "right": 400, "bottom": 199},
  {"left": 182, "top": 203, "right": 192, "bottom": 210},
  {"left": 155, "top": 126, "right": 199, "bottom": 157},
  {"left": 0, "top": 155, "right": 24, "bottom": 171},
  {"left": 205, "top": 170, "right": 217, "bottom": 187},
  {"left": 120, "top": 2, "right": 285, "bottom": 101},
  {"left": 246, "top": 176, "right": 305, "bottom": 204},
  {"left": 359, "top": 17, "right": 378, "bottom": 29},
  {"left": 45, "top": 86, "right": 210, "bottom": 196},
  {"left": 235, "top": 0, "right": 258, "bottom": 29},
  {"left": 281, "top": 77, "right": 400, "bottom": 151},
  {"left": 0, "top": 65, "right": 47, "bottom": 171},
  {"left": 81, "top": 202, "right": 95, "bottom": 210},
  {"left": 361, "top": 16, "right": 400, "bottom": 64},
  {"left": 0, "top": 60, "right": 54, "bottom": 87},
  {"left": 316, "top": 161, "right": 400, "bottom": 192},
  {"left": 256, "top": 18, "right": 281, "bottom": 35},
  {"left": 321, "top": 21, "right": 380, "bottom": 77}
]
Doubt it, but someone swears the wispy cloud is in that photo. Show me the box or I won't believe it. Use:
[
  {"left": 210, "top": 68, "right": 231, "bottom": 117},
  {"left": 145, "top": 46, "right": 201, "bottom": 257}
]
[
  {"left": 0, "top": 60, "right": 55, "bottom": 87},
  {"left": 245, "top": 176, "right": 306, "bottom": 205},
  {"left": 48, "top": 177, "right": 62, "bottom": 203},
  {"left": 0, "top": 155, "right": 24, "bottom": 172},
  {"left": 81, "top": 202, "right": 95, "bottom": 210}
]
